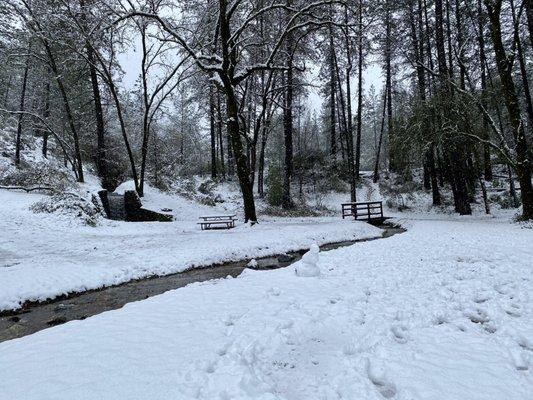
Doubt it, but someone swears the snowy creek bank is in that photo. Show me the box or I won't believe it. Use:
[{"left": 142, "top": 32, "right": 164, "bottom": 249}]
[{"left": 0, "top": 224, "right": 405, "bottom": 343}]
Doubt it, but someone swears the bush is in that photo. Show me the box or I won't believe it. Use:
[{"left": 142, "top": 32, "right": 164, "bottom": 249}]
[
  {"left": 489, "top": 193, "right": 520, "bottom": 209},
  {"left": 0, "top": 161, "right": 75, "bottom": 191},
  {"left": 316, "top": 173, "right": 347, "bottom": 193},
  {"left": 31, "top": 193, "right": 104, "bottom": 226},
  {"left": 266, "top": 165, "right": 283, "bottom": 206}
]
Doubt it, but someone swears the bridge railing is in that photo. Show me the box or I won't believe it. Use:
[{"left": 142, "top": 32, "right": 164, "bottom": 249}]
[{"left": 342, "top": 201, "right": 383, "bottom": 221}]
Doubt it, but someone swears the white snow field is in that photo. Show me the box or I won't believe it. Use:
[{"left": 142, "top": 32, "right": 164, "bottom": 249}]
[
  {"left": 1, "top": 217, "right": 532, "bottom": 399},
  {"left": 0, "top": 189, "right": 382, "bottom": 311}
]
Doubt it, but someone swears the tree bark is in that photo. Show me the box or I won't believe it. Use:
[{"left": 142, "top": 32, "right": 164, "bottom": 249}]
[
  {"left": 510, "top": 0, "right": 533, "bottom": 128},
  {"left": 485, "top": 0, "right": 533, "bottom": 219},
  {"left": 329, "top": 7, "right": 337, "bottom": 161},
  {"left": 373, "top": 89, "right": 387, "bottom": 183},
  {"left": 355, "top": 0, "right": 364, "bottom": 180},
  {"left": 282, "top": 0, "right": 294, "bottom": 210},
  {"left": 477, "top": 0, "right": 493, "bottom": 181},
  {"left": 81, "top": 0, "right": 109, "bottom": 189},
  {"left": 384, "top": 0, "right": 394, "bottom": 172},
  {"left": 344, "top": 4, "right": 356, "bottom": 202},
  {"left": 210, "top": 84, "right": 218, "bottom": 179},
  {"left": 15, "top": 43, "right": 31, "bottom": 166},
  {"left": 525, "top": 0, "right": 533, "bottom": 50},
  {"left": 41, "top": 78, "right": 50, "bottom": 158}
]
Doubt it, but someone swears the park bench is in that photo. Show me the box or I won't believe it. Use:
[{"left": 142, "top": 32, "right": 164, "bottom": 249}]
[
  {"left": 342, "top": 201, "right": 384, "bottom": 222},
  {"left": 198, "top": 215, "right": 237, "bottom": 230}
]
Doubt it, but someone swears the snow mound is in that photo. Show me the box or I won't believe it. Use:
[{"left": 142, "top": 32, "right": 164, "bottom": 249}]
[{"left": 295, "top": 244, "right": 320, "bottom": 277}]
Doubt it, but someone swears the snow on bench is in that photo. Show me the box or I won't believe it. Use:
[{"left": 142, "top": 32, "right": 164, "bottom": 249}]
[{"left": 198, "top": 215, "right": 237, "bottom": 230}]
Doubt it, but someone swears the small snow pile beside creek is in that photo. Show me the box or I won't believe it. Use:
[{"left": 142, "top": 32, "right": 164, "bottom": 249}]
[{"left": 295, "top": 244, "right": 320, "bottom": 277}]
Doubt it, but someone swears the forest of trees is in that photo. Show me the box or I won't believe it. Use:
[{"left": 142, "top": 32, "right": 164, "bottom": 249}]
[{"left": 0, "top": 0, "right": 532, "bottom": 221}]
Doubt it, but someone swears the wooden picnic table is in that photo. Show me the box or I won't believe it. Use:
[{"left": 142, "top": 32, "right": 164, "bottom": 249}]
[{"left": 198, "top": 214, "right": 237, "bottom": 230}]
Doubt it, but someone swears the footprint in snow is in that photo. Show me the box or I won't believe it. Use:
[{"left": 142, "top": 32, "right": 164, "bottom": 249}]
[
  {"left": 366, "top": 358, "right": 397, "bottom": 399},
  {"left": 516, "top": 335, "right": 533, "bottom": 352},
  {"left": 505, "top": 303, "right": 522, "bottom": 317},
  {"left": 266, "top": 287, "right": 281, "bottom": 297},
  {"left": 464, "top": 308, "right": 491, "bottom": 325},
  {"left": 217, "top": 341, "right": 233, "bottom": 356},
  {"left": 432, "top": 313, "right": 449, "bottom": 326},
  {"left": 203, "top": 359, "right": 217, "bottom": 374},
  {"left": 390, "top": 325, "right": 409, "bottom": 344},
  {"left": 494, "top": 283, "right": 513, "bottom": 295},
  {"left": 509, "top": 347, "right": 530, "bottom": 371},
  {"left": 473, "top": 292, "right": 491, "bottom": 304}
]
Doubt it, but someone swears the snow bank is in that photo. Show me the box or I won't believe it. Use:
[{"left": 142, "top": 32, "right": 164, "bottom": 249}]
[{"left": 1, "top": 217, "right": 532, "bottom": 399}]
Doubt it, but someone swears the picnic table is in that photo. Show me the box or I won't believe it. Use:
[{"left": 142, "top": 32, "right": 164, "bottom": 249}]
[{"left": 198, "top": 215, "right": 237, "bottom": 230}]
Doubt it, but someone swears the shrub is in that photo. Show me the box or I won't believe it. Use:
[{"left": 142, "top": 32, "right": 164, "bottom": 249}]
[
  {"left": 0, "top": 161, "right": 75, "bottom": 191},
  {"left": 490, "top": 193, "right": 520, "bottom": 209},
  {"left": 266, "top": 165, "right": 283, "bottom": 206},
  {"left": 31, "top": 193, "right": 104, "bottom": 226}
]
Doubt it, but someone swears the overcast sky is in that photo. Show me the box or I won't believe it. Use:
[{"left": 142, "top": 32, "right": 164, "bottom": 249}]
[{"left": 117, "top": 43, "right": 385, "bottom": 116}]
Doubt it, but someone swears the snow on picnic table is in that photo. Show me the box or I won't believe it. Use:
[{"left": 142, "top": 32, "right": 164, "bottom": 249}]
[
  {"left": 0, "top": 189, "right": 381, "bottom": 311},
  {"left": 1, "top": 216, "right": 532, "bottom": 399}
]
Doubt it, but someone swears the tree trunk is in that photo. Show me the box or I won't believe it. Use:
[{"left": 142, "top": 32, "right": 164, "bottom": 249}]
[
  {"left": 510, "top": 0, "right": 533, "bottom": 128},
  {"left": 41, "top": 78, "right": 50, "bottom": 158},
  {"left": 485, "top": 0, "right": 533, "bottom": 220},
  {"left": 210, "top": 84, "right": 218, "bottom": 179},
  {"left": 525, "top": 0, "right": 533, "bottom": 50},
  {"left": 384, "top": 0, "right": 394, "bottom": 172},
  {"left": 329, "top": 7, "right": 337, "bottom": 161},
  {"left": 81, "top": 0, "right": 110, "bottom": 189},
  {"left": 15, "top": 45, "right": 31, "bottom": 166},
  {"left": 257, "top": 125, "right": 268, "bottom": 197},
  {"left": 42, "top": 38, "right": 84, "bottom": 182},
  {"left": 345, "top": 4, "right": 356, "bottom": 202},
  {"left": 428, "top": 145, "right": 441, "bottom": 205},
  {"left": 282, "top": 4, "right": 294, "bottom": 210},
  {"left": 216, "top": 92, "right": 226, "bottom": 179},
  {"left": 218, "top": 0, "right": 257, "bottom": 222},
  {"left": 373, "top": 89, "right": 388, "bottom": 183},
  {"left": 355, "top": 0, "right": 364, "bottom": 179},
  {"left": 477, "top": 0, "right": 493, "bottom": 181}
]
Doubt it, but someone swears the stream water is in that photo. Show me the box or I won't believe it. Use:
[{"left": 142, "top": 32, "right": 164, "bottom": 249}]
[{"left": 0, "top": 224, "right": 405, "bottom": 343}]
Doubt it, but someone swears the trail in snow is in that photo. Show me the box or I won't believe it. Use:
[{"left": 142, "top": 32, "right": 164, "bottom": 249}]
[{"left": 0, "top": 217, "right": 531, "bottom": 399}]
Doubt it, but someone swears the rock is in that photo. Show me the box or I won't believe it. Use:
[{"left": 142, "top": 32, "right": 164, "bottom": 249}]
[
  {"left": 124, "top": 191, "right": 173, "bottom": 222},
  {"left": 53, "top": 304, "right": 72, "bottom": 312},
  {"left": 46, "top": 316, "right": 67, "bottom": 326},
  {"left": 278, "top": 253, "right": 295, "bottom": 263}
]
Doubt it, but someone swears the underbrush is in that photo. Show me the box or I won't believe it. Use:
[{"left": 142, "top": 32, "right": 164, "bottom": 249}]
[
  {"left": 0, "top": 161, "right": 76, "bottom": 192},
  {"left": 263, "top": 199, "right": 333, "bottom": 217},
  {"left": 30, "top": 192, "right": 105, "bottom": 226}
]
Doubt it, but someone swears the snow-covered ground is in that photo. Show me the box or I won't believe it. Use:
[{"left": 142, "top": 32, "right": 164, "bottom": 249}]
[
  {"left": 1, "top": 216, "right": 532, "bottom": 399},
  {"left": 0, "top": 188, "right": 382, "bottom": 311}
]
